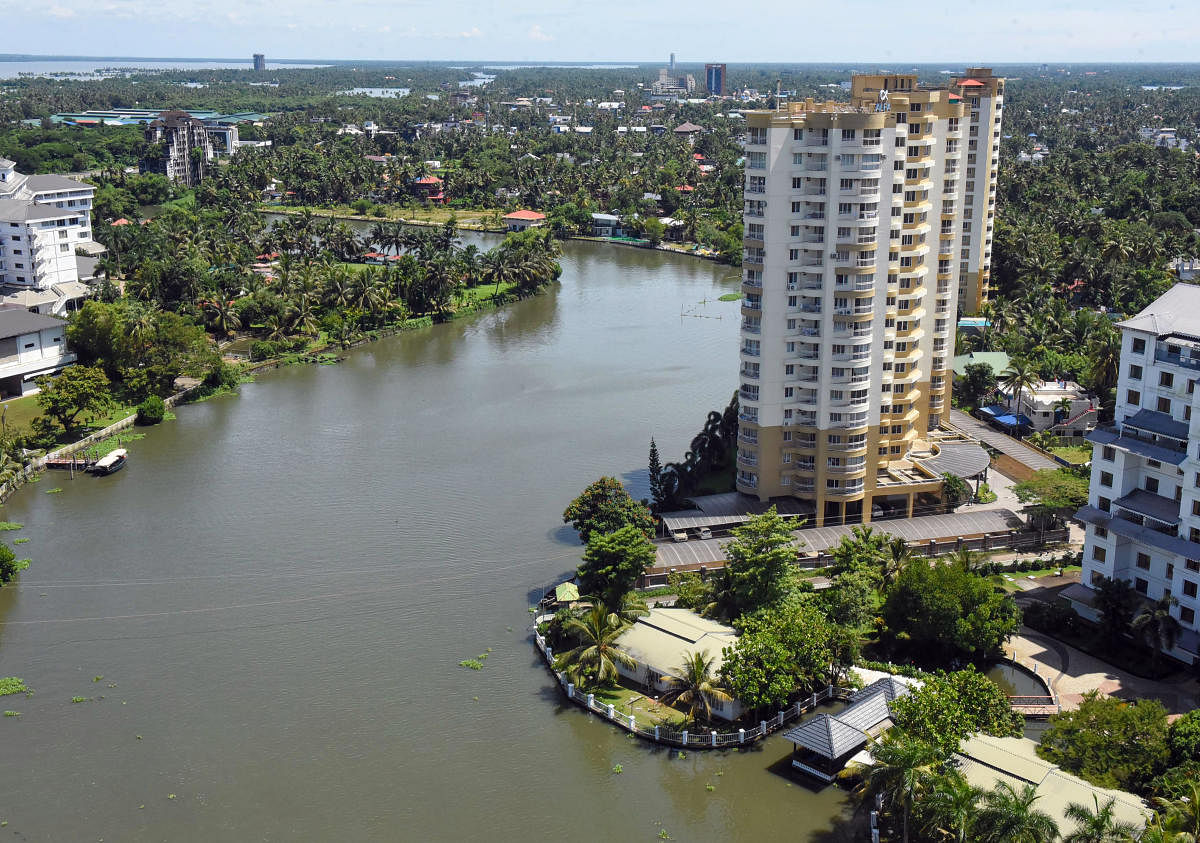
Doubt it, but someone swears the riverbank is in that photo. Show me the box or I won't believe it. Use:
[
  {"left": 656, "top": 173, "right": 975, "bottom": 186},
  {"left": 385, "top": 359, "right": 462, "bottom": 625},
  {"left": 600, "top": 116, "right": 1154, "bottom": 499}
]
[{"left": 258, "top": 205, "right": 730, "bottom": 263}]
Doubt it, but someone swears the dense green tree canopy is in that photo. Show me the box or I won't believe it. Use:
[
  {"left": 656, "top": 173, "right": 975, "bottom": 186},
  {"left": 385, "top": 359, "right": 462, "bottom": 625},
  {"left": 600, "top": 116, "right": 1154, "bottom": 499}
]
[
  {"left": 576, "top": 524, "right": 655, "bottom": 609},
  {"left": 1037, "top": 691, "right": 1170, "bottom": 792},
  {"left": 881, "top": 558, "right": 1021, "bottom": 662},
  {"left": 562, "top": 476, "right": 655, "bottom": 543}
]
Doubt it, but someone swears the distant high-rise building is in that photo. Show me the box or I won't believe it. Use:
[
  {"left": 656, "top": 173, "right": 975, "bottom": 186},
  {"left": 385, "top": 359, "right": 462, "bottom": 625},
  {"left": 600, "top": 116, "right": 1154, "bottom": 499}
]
[
  {"left": 736, "top": 70, "right": 1003, "bottom": 525},
  {"left": 669, "top": 53, "right": 676, "bottom": 73},
  {"left": 253, "top": 53, "right": 266, "bottom": 71},
  {"left": 705, "top": 63, "right": 726, "bottom": 96},
  {"left": 141, "top": 111, "right": 214, "bottom": 187}
]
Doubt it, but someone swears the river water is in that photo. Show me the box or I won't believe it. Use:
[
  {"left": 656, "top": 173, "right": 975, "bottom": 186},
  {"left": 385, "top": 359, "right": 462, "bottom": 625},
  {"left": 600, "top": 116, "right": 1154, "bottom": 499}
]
[{"left": 0, "top": 237, "right": 856, "bottom": 840}]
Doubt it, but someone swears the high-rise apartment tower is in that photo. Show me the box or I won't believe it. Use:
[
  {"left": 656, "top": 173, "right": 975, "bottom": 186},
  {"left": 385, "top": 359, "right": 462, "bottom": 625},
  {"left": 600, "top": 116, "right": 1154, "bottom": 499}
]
[
  {"left": 253, "top": 53, "right": 266, "bottom": 71},
  {"left": 954, "top": 68, "right": 1004, "bottom": 315},
  {"left": 736, "top": 70, "right": 1003, "bottom": 526}
]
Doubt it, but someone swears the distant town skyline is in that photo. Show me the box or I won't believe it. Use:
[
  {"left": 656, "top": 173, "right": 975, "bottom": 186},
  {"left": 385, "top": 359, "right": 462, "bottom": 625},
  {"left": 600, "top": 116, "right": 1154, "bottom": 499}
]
[{"left": 13, "top": 0, "right": 1200, "bottom": 65}]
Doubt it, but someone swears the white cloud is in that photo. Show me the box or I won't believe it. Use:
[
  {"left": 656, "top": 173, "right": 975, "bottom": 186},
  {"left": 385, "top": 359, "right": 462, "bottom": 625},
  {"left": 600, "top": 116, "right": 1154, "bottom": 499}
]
[
  {"left": 527, "top": 23, "right": 553, "bottom": 41},
  {"left": 48, "top": 4, "right": 76, "bottom": 16},
  {"left": 458, "top": 26, "right": 482, "bottom": 38}
]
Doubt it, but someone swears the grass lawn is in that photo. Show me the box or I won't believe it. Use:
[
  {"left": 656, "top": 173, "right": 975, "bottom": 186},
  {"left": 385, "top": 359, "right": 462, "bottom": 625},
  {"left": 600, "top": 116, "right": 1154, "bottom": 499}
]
[
  {"left": 461, "top": 281, "right": 517, "bottom": 304},
  {"left": 592, "top": 683, "right": 690, "bottom": 728},
  {"left": 266, "top": 204, "right": 494, "bottom": 227},
  {"left": 0, "top": 394, "right": 43, "bottom": 434},
  {"left": 991, "top": 564, "right": 1082, "bottom": 592},
  {"left": 1049, "top": 444, "right": 1092, "bottom": 464}
]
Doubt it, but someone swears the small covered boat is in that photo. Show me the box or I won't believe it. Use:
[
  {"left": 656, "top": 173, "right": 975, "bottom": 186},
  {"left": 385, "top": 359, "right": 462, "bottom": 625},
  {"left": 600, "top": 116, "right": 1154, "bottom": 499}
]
[{"left": 91, "top": 448, "right": 128, "bottom": 476}]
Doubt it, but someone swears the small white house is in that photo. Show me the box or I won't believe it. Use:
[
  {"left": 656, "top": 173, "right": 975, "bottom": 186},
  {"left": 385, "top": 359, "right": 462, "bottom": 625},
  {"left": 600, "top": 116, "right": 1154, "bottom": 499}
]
[
  {"left": 502, "top": 210, "right": 546, "bottom": 232},
  {"left": 590, "top": 213, "right": 622, "bottom": 237},
  {"left": 1001, "top": 379, "right": 1095, "bottom": 436},
  {"left": 612, "top": 608, "right": 744, "bottom": 721}
]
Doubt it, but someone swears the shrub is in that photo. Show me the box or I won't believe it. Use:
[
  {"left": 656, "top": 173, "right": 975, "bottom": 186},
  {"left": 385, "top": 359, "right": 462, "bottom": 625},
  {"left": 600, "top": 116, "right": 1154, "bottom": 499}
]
[
  {"left": 135, "top": 395, "right": 166, "bottom": 425},
  {"left": 249, "top": 340, "right": 280, "bottom": 361},
  {"left": 203, "top": 360, "right": 241, "bottom": 390},
  {"left": 1024, "top": 600, "right": 1081, "bottom": 635}
]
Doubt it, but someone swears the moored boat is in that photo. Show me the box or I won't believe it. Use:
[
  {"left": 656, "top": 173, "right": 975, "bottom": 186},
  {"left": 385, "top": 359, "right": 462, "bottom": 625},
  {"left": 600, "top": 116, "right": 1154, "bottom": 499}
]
[{"left": 91, "top": 449, "right": 128, "bottom": 476}]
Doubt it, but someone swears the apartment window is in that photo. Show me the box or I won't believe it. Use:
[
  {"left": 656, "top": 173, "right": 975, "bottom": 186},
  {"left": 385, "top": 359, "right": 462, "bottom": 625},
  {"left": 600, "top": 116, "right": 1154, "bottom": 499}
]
[
  {"left": 1182, "top": 607, "right": 1196, "bottom": 625},
  {"left": 1126, "top": 389, "right": 1141, "bottom": 406},
  {"left": 1100, "top": 471, "right": 1113, "bottom": 488},
  {"left": 1185, "top": 581, "right": 1198, "bottom": 598},
  {"left": 1132, "top": 338, "right": 1146, "bottom": 354},
  {"left": 1188, "top": 559, "right": 1200, "bottom": 573},
  {"left": 1092, "top": 546, "right": 1107, "bottom": 562},
  {"left": 792, "top": 177, "right": 804, "bottom": 189},
  {"left": 1093, "top": 525, "right": 1108, "bottom": 539},
  {"left": 1137, "top": 552, "right": 1152, "bottom": 571},
  {"left": 1102, "top": 446, "right": 1115, "bottom": 462},
  {"left": 841, "top": 129, "right": 856, "bottom": 141},
  {"left": 1098, "top": 496, "right": 1111, "bottom": 512},
  {"left": 1128, "top": 364, "right": 1143, "bottom": 380},
  {"left": 1135, "top": 578, "right": 1149, "bottom": 595},
  {"left": 1158, "top": 396, "right": 1172, "bottom": 414},
  {"left": 1161, "top": 372, "right": 1175, "bottom": 388},
  {"left": 793, "top": 128, "right": 803, "bottom": 141},
  {"left": 1146, "top": 477, "right": 1160, "bottom": 494}
]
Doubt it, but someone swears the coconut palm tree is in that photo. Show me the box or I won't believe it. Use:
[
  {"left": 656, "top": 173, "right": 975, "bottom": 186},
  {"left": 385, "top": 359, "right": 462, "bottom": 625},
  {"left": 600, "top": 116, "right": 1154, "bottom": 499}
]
[
  {"left": 1000, "top": 359, "right": 1040, "bottom": 423},
  {"left": 854, "top": 732, "right": 943, "bottom": 843},
  {"left": 1063, "top": 795, "right": 1139, "bottom": 842},
  {"left": 1153, "top": 781, "right": 1200, "bottom": 839},
  {"left": 1132, "top": 596, "right": 1183, "bottom": 672},
  {"left": 882, "top": 537, "right": 912, "bottom": 588},
  {"left": 658, "top": 651, "right": 733, "bottom": 725},
  {"left": 976, "top": 781, "right": 1060, "bottom": 843},
  {"left": 921, "top": 771, "right": 982, "bottom": 843},
  {"left": 553, "top": 605, "right": 635, "bottom": 689}
]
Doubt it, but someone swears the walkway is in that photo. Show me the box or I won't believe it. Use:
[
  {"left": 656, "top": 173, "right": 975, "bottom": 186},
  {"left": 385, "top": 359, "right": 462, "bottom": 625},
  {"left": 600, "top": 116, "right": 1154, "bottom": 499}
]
[
  {"left": 947, "top": 409, "right": 1060, "bottom": 473},
  {"left": 1006, "top": 628, "right": 1200, "bottom": 715}
]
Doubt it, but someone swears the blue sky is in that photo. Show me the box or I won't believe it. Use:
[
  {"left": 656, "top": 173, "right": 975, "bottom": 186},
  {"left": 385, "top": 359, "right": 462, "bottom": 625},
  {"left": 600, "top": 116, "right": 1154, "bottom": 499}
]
[{"left": 16, "top": 0, "right": 1200, "bottom": 63}]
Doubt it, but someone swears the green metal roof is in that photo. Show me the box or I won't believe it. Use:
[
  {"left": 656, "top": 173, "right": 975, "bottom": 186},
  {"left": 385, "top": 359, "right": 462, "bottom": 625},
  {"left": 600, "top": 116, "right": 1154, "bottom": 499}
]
[{"left": 951, "top": 351, "right": 1011, "bottom": 377}]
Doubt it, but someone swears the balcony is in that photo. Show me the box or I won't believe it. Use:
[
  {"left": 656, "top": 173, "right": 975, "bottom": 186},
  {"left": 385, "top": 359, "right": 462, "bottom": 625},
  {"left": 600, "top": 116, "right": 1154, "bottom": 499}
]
[
  {"left": 739, "top": 366, "right": 759, "bottom": 379},
  {"left": 741, "top": 323, "right": 761, "bottom": 334},
  {"left": 828, "top": 482, "right": 866, "bottom": 496},
  {"left": 742, "top": 299, "right": 761, "bottom": 311},
  {"left": 741, "top": 345, "right": 760, "bottom": 357},
  {"left": 826, "top": 461, "right": 867, "bottom": 474},
  {"left": 792, "top": 436, "right": 818, "bottom": 449},
  {"left": 1155, "top": 347, "right": 1200, "bottom": 372}
]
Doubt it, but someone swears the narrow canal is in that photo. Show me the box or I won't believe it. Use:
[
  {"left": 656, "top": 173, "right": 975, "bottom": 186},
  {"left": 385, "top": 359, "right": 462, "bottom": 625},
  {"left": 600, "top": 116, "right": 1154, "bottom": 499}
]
[{"left": 0, "top": 237, "right": 856, "bottom": 840}]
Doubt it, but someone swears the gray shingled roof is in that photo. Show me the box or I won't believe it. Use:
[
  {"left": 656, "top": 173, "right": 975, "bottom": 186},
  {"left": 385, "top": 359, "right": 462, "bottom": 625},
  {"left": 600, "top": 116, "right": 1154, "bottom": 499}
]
[
  {"left": 0, "top": 306, "right": 68, "bottom": 339},
  {"left": 783, "top": 712, "right": 869, "bottom": 759},
  {"left": 849, "top": 676, "right": 912, "bottom": 705},
  {"left": 783, "top": 690, "right": 898, "bottom": 759},
  {"left": 1123, "top": 408, "right": 1189, "bottom": 441}
]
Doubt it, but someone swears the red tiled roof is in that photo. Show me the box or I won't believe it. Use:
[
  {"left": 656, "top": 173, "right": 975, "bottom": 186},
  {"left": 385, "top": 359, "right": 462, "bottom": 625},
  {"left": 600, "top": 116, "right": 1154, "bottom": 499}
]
[
  {"left": 503, "top": 210, "right": 546, "bottom": 220},
  {"left": 675, "top": 185, "right": 695, "bottom": 192},
  {"left": 111, "top": 218, "right": 131, "bottom": 226},
  {"left": 414, "top": 175, "right": 442, "bottom": 184},
  {"left": 958, "top": 78, "right": 984, "bottom": 87}
]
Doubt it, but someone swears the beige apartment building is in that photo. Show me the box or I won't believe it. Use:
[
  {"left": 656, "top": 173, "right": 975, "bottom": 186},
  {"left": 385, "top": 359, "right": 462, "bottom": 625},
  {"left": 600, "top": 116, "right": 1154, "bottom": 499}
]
[{"left": 736, "top": 70, "right": 1003, "bottom": 526}]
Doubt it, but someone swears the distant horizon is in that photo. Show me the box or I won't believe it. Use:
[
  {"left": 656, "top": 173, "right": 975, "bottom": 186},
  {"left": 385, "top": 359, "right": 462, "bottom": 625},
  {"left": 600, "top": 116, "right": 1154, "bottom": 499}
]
[{"left": 5, "top": 54, "right": 1200, "bottom": 68}]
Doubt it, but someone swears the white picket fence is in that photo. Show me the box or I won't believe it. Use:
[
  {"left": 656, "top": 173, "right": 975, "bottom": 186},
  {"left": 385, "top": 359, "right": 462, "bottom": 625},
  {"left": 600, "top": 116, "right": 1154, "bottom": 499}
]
[{"left": 534, "top": 628, "right": 848, "bottom": 749}]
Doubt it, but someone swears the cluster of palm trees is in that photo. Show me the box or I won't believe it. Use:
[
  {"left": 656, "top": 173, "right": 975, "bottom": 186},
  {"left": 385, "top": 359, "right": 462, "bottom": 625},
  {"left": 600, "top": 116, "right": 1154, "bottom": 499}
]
[
  {"left": 551, "top": 601, "right": 733, "bottom": 727},
  {"left": 858, "top": 730, "right": 1146, "bottom": 843},
  {"left": 93, "top": 193, "right": 562, "bottom": 351}
]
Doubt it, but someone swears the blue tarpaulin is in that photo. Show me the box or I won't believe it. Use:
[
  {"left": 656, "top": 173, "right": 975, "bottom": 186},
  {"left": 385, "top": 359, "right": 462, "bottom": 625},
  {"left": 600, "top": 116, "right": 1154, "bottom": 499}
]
[{"left": 994, "top": 413, "right": 1033, "bottom": 428}]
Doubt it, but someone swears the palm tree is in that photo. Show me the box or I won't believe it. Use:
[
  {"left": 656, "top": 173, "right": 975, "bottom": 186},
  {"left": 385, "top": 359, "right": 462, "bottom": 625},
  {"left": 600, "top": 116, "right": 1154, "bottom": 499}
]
[
  {"left": 922, "top": 771, "right": 982, "bottom": 843},
  {"left": 658, "top": 651, "right": 733, "bottom": 725},
  {"left": 854, "top": 732, "right": 943, "bottom": 843},
  {"left": 1153, "top": 781, "right": 1200, "bottom": 839},
  {"left": 882, "top": 537, "right": 912, "bottom": 588},
  {"left": 1132, "top": 596, "right": 1183, "bottom": 672},
  {"left": 1001, "top": 359, "right": 1040, "bottom": 422},
  {"left": 552, "top": 605, "right": 635, "bottom": 689},
  {"left": 1063, "top": 795, "right": 1139, "bottom": 842},
  {"left": 976, "top": 781, "right": 1060, "bottom": 843}
]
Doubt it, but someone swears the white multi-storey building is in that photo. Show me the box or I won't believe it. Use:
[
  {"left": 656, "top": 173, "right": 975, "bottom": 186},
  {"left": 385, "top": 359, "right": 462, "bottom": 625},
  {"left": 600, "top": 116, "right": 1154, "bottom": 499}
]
[
  {"left": 1075, "top": 284, "right": 1200, "bottom": 664},
  {"left": 955, "top": 69, "right": 1004, "bottom": 316},
  {"left": 738, "top": 72, "right": 999, "bottom": 527},
  {"left": 0, "top": 158, "right": 96, "bottom": 311}
]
